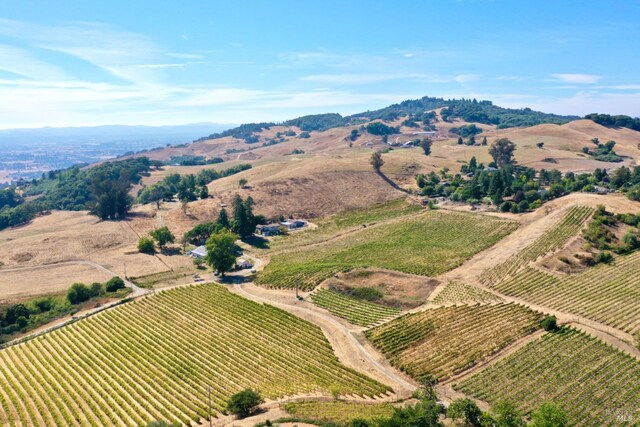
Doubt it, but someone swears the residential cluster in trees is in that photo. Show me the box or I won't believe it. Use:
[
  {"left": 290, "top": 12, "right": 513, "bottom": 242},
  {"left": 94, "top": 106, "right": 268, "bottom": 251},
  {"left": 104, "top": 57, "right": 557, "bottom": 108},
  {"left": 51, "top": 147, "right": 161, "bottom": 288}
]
[{"left": 417, "top": 138, "right": 640, "bottom": 212}]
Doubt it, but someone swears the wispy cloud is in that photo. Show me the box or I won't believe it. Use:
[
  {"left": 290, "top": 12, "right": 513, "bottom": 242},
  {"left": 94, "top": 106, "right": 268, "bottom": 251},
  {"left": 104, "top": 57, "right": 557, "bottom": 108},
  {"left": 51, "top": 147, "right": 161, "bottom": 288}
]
[
  {"left": 0, "top": 44, "right": 70, "bottom": 80},
  {"left": 551, "top": 73, "right": 602, "bottom": 84}
]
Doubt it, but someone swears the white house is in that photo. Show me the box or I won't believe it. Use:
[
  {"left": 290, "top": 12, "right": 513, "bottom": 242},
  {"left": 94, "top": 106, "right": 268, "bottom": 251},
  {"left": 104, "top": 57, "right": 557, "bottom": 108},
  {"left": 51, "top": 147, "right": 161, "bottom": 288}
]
[{"left": 189, "top": 245, "right": 207, "bottom": 259}]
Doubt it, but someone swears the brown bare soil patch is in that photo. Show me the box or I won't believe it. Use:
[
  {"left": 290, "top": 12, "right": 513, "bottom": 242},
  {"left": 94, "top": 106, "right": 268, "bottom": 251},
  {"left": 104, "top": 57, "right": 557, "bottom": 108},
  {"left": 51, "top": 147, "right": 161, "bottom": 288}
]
[{"left": 323, "top": 269, "right": 439, "bottom": 310}]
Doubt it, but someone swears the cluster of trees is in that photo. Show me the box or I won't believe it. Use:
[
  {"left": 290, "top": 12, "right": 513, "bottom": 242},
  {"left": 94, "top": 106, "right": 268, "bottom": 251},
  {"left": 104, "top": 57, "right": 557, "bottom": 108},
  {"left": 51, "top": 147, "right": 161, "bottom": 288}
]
[
  {"left": 450, "top": 124, "right": 483, "bottom": 137},
  {"left": 365, "top": 122, "right": 400, "bottom": 136},
  {"left": 439, "top": 99, "right": 577, "bottom": 128},
  {"left": 67, "top": 276, "right": 126, "bottom": 304},
  {"left": 167, "top": 155, "right": 223, "bottom": 166},
  {"left": 326, "top": 383, "right": 568, "bottom": 427},
  {"left": 0, "top": 187, "right": 23, "bottom": 210},
  {"left": 417, "top": 137, "right": 640, "bottom": 212},
  {"left": 582, "top": 139, "right": 622, "bottom": 162},
  {"left": 457, "top": 135, "right": 488, "bottom": 146},
  {"left": 347, "top": 97, "right": 576, "bottom": 129},
  {"left": 284, "top": 113, "right": 346, "bottom": 132},
  {"left": 585, "top": 113, "right": 640, "bottom": 131},
  {"left": 582, "top": 205, "right": 640, "bottom": 258},
  {"left": 0, "top": 276, "right": 127, "bottom": 340},
  {"left": 0, "top": 157, "right": 154, "bottom": 229},
  {"left": 193, "top": 122, "right": 274, "bottom": 143},
  {"left": 138, "top": 226, "right": 176, "bottom": 254},
  {"left": 137, "top": 164, "right": 251, "bottom": 207}
]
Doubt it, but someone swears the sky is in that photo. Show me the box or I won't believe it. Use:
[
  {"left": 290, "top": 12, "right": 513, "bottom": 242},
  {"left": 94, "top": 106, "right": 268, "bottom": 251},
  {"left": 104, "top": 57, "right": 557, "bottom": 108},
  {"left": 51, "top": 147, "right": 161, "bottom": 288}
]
[{"left": 0, "top": 0, "right": 639, "bottom": 129}]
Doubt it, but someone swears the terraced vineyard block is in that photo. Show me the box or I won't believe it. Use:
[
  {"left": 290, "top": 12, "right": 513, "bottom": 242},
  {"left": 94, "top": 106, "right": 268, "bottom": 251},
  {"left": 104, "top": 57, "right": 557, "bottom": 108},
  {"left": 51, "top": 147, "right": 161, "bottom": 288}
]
[
  {"left": 432, "top": 282, "right": 503, "bottom": 304},
  {"left": 311, "top": 289, "right": 400, "bottom": 326},
  {"left": 366, "top": 303, "right": 542, "bottom": 381},
  {"left": 0, "top": 285, "right": 389, "bottom": 426},
  {"left": 258, "top": 210, "right": 518, "bottom": 291},
  {"left": 456, "top": 328, "right": 640, "bottom": 427},
  {"left": 493, "top": 251, "right": 640, "bottom": 336},
  {"left": 480, "top": 206, "right": 593, "bottom": 285}
]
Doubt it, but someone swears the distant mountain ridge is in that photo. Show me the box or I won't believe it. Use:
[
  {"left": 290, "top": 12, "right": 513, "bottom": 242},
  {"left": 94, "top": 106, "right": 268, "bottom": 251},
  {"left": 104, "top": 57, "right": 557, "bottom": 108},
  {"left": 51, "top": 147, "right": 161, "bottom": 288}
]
[{"left": 195, "top": 96, "right": 580, "bottom": 142}]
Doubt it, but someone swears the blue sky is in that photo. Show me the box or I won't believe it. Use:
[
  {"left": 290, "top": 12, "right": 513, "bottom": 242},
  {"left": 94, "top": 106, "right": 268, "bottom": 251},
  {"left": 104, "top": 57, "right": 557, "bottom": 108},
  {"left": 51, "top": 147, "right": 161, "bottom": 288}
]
[{"left": 0, "top": 0, "right": 638, "bottom": 128}]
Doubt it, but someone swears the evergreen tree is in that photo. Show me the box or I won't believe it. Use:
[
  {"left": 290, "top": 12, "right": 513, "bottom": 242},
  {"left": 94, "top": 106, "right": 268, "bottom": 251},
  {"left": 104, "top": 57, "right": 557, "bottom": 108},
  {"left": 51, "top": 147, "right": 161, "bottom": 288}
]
[
  {"left": 232, "top": 195, "right": 257, "bottom": 238},
  {"left": 217, "top": 208, "right": 230, "bottom": 229}
]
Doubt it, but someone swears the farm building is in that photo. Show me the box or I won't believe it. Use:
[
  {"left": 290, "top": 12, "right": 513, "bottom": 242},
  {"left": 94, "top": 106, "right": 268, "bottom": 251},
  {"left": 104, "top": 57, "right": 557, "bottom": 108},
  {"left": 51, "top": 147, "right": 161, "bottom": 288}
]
[
  {"left": 281, "top": 219, "right": 307, "bottom": 230},
  {"left": 188, "top": 245, "right": 207, "bottom": 259},
  {"left": 257, "top": 224, "right": 281, "bottom": 236},
  {"left": 237, "top": 258, "right": 253, "bottom": 269}
]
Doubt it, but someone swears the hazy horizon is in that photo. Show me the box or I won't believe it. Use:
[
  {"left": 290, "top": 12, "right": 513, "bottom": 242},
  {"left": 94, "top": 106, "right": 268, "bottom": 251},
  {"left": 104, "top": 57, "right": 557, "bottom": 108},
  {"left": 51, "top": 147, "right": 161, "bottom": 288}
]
[{"left": 0, "top": 0, "right": 638, "bottom": 129}]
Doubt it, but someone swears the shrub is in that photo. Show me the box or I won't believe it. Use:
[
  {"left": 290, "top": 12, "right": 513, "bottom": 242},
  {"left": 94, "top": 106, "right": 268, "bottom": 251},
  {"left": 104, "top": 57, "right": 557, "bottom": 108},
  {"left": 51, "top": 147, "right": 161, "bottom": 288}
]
[
  {"left": 89, "top": 282, "right": 104, "bottom": 297},
  {"left": 106, "top": 277, "right": 126, "bottom": 292},
  {"left": 348, "top": 287, "right": 383, "bottom": 302},
  {"left": 540, "top": 315, "right": 558, "bottom": 331},
  {"left": 226, "top": 389, "right": 264, "bottom": 418},
  {"left": 595, "top": 251, "right": 613, "bottom": 264},
  {"left": 67, "top": 283, "right": 92, "bottom": 305},
  {"left": 138, "top": 237, "right": 155, "bottom": 254},
  {"left": 16, "top": 316, "right": 28, "bottom": 329}
]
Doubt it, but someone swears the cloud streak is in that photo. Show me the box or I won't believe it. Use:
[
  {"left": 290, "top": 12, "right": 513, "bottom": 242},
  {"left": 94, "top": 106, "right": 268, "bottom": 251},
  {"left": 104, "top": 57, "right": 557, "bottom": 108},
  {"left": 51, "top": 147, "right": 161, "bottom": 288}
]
[{"left": 551, "top": 73, "right": 602, "bottom": 84}]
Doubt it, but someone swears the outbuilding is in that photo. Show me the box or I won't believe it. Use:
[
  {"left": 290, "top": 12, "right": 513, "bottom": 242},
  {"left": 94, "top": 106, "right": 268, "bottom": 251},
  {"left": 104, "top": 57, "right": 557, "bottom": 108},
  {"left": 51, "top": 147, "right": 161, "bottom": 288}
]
[{"left": 188, "top": 245, "right": 207, "bottom": 259}]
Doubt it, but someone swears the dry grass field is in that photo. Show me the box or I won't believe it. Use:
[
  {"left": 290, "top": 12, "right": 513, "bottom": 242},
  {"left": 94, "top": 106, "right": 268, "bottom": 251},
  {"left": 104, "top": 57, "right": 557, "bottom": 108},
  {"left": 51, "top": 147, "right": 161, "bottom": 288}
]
[{"left": 0, "top": 263, "right": 113, "bottom": 303}]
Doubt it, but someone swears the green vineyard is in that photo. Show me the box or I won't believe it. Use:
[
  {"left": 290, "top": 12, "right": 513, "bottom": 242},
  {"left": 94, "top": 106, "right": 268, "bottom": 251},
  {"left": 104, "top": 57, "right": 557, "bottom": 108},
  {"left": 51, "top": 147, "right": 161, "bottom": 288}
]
[
  {"left": 366, "top": 303, "right": 542, "bottom": 381},
  {"left": 456, "top": 328, "right": 640, "bottom": 427},
  {"left": 257, "top": 210, "right": 518, "bottom": 291},
  {"left": 284, "top": 401, "right": 395, "bottom": 425},
  {"left": 310, "top": 289, "right": 400, "bottom": 327},
  {"left": 431, "top": 282, "right": 503, "bottom": 304},
  {"left": 0, "top": 285, "right": 389, "bottom": 426},
  {"left": 262, "top": 198, "right": 422, "bottom": 254},
  {"left": 493, "top": 250, "right": 640, "bottom": 336},
  {"left": 480, "top": 206, "right": 593, "bottom": 285}
]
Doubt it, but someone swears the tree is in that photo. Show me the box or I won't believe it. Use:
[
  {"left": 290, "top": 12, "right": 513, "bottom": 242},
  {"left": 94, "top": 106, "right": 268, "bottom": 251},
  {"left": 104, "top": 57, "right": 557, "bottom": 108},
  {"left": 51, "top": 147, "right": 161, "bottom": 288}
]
[
  {"left": 490, "top": 401, "right": 525, "bottom": 427},
  {"left": 489, "top": 138, "right": 517, "bottom": 168},
  {"left": 370, "top": 151, "right": 384, "bottom": 173},
  {"left": 217, "top": 208, "right": 230, "bottom": 229},
  {"left": 150, "top": 226, "right": 175, "bottom": 250},
  {"left": 205, "top": 229, "right": 238, "bottom": 276},
  {"left": 239, "top": 178, "right": 248, "bottom": 189},
  {"left": 448, "top": 398, "right": 482, "bottom": 426},
  {"left": 537, "top": 142, "right": 545, "bottom": 149},
  {"left": 89, "top": 282, "right": 104, "bottom": 297},
  {"left": 420, "top": 138, "right": 433, "bottom": 156},
  {"left": 378, "top": 399, "right": 443, "bottom": 427},
  {"left": 540, "top": 315, "right": 558, "bottom": 331},
  {"left": 105, "top": 276, "right": 126, "bottom": 292},
  {"left": 199, "top": 185, "right": 209, "bottom": 199},
  {"left": 457, "top": 136, "right": 464, "bottom": 145},
  {"left": 138, "top": 237, "right": 155, "bottom": 254},
  {"left": 226, "top": 389, "right": 263, "bottom": 418},
  {"left": 232, "top": 195, "right": 258, "bottom": 238},
  {"left": 67, "top": 283, "right": 92, "bottom": 305},
  {"left": 481, "top": 136, "right": 488, "bottom": 146},
  {"left": 530, "top": 403, "right": 568, "bottom": 427}
]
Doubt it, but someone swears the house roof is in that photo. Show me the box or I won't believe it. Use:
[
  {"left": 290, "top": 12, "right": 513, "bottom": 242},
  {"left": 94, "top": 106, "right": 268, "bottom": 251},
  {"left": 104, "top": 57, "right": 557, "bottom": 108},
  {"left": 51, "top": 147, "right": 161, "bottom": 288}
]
[{"left": 191, "top": 245, "right": 207, "bottom": 257}]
